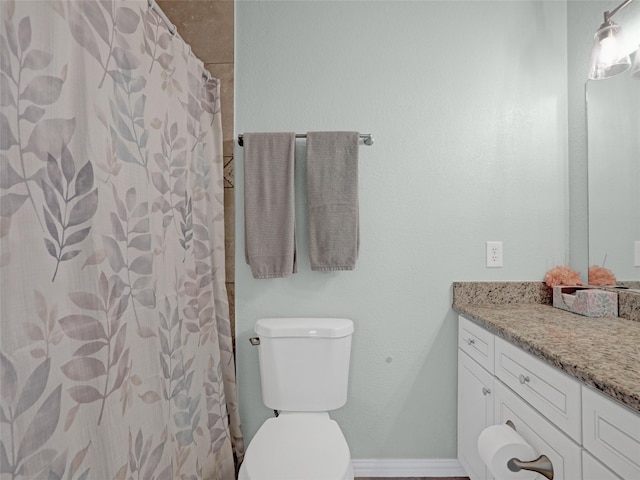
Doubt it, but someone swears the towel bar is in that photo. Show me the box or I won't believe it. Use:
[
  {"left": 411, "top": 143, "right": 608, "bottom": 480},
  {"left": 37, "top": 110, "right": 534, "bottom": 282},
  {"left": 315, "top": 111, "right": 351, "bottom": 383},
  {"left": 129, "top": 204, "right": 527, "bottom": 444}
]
[{"left": 237, "top": 133, "right": 374, "bottom": 147}]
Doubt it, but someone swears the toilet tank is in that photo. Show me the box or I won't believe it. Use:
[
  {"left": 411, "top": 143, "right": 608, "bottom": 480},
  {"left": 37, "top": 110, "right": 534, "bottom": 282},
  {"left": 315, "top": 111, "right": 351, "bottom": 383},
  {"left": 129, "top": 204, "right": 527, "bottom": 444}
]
[{"left": 255, "top": 317, "right": 354, "bottom": 412}]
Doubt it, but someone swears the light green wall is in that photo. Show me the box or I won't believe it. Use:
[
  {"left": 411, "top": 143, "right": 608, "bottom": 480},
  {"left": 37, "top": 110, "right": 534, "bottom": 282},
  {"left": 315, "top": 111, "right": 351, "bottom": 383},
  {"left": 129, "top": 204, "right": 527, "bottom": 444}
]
[{"left": 234, "top": 0, "right": 568, "bottom": 459}]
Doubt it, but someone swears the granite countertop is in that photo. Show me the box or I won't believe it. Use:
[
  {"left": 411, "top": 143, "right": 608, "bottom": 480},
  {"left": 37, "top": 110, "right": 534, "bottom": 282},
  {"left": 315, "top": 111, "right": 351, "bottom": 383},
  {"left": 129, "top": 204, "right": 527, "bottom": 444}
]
[{"left": 453, "top": 283, "right": 640, "bottom": 414}]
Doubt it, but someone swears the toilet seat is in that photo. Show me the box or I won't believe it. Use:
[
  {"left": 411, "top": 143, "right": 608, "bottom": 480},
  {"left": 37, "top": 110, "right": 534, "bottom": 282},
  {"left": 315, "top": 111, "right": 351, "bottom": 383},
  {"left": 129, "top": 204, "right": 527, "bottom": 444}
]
[{"left": 239, "top": 412, "right": 353, "bottom": 480}]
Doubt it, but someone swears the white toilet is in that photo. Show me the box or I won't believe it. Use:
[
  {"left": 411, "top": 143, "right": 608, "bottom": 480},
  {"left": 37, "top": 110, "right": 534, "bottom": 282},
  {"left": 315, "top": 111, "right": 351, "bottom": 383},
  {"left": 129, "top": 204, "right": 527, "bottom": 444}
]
[{"left": 238, "top": 317, "right": 355, "bottom": 480}]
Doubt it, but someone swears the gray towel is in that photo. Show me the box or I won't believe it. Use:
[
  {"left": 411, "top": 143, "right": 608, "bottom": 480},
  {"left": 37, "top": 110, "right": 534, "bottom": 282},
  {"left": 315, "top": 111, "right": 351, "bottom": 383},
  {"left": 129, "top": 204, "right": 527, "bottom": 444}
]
[
  {"left": 243, "top": 132, "right": 297, "bottom": 278},
  {"left": 306, "top": 131, "right": 359, "bottom": 271}
]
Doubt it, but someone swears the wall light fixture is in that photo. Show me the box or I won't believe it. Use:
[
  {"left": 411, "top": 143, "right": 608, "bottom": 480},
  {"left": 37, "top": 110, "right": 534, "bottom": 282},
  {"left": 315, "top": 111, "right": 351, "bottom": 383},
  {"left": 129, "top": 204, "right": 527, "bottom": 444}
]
[{"left": 588, "top": 0, "right": 636, "bottom": 79}]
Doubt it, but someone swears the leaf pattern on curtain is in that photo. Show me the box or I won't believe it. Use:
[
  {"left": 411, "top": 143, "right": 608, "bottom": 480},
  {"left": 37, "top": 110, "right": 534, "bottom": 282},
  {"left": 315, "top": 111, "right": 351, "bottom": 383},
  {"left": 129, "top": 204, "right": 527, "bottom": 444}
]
[
  {"left": 43, "top": 152, "right": 98, "bottom": 281},
  {"left": 1, "top": 1, "right": 243, "bottom": 479}
]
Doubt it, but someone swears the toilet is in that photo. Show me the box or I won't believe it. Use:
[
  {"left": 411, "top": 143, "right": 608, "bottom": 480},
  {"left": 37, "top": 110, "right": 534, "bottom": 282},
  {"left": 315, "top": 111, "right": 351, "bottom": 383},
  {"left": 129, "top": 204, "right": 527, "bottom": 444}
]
[{"left": 238, "top": 317, "right": 355, "bottom": 480}]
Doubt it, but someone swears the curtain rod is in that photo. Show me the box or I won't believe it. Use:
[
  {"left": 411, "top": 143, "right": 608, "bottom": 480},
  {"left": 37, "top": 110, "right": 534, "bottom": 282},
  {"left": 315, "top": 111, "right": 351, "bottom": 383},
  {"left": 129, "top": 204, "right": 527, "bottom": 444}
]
[
  {"left": 147, "top": 0, "right": 212, "bottom": 81},
  {"left": 237, "top": 133, "right": 374, "bottom": 147}
]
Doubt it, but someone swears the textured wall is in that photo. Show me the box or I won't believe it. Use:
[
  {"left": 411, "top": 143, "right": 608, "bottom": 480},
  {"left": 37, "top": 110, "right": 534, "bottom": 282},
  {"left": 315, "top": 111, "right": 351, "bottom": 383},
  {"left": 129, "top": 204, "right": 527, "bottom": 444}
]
[
  {"left": 157, "top": 0, "right": 236, "bottom": 335},
  {"left": 235, "top": 0, "right": 568, "bottom": 459}
]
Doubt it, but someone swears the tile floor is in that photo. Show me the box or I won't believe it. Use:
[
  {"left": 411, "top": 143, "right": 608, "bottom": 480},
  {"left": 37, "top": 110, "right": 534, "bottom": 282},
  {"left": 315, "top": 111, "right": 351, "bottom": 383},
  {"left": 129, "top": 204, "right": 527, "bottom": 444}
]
[{"left": 356, "top": 478, "right": 469, "bottom": 480}]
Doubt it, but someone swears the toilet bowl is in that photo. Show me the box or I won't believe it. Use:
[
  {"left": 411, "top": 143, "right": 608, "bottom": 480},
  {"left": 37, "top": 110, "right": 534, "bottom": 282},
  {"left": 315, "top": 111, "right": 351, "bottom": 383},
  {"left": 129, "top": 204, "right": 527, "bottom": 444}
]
[
  {"left": 240, "top": 317, "right": 355, "bottom": 480},
  {"left": 238, "top": 412, "right": 353, "bottom": 480}
]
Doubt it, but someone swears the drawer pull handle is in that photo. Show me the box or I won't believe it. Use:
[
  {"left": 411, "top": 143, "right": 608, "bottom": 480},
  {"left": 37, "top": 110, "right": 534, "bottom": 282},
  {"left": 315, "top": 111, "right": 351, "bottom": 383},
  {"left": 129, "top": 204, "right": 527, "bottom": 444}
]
[
  {"left": 518, "top": 374, "right": 530, "bottom": 384},
  {"left": 482, "top": 387, "right": 491, "bottom": 396},
  {"left": 466, "top": 338, "right": 475, "bottom": 345}
]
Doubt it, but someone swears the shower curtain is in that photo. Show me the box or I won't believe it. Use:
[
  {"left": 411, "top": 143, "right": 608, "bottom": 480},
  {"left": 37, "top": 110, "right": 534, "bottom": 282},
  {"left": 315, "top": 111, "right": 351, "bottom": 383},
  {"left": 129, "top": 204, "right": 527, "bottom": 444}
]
[{"left": 0, "top": 1, "right": 243, "bottom": 479}]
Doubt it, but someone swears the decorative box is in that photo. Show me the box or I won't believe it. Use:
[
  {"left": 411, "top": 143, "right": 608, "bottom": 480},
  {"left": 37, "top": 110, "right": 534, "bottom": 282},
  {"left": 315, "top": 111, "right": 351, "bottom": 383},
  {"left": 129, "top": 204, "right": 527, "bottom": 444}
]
[{"left": 552, "top": 286, "right": 618, "bottom": 317}]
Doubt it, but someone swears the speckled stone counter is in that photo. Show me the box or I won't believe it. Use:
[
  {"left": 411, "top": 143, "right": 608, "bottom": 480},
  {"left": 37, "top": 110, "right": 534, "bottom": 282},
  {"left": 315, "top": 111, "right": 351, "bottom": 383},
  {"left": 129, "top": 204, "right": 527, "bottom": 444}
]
[
  {"left": 453, "top": 282, "right": 640, "bottom": 414},
  {"left": 618, "top": 289, "right": 640, "bottom": 322}
]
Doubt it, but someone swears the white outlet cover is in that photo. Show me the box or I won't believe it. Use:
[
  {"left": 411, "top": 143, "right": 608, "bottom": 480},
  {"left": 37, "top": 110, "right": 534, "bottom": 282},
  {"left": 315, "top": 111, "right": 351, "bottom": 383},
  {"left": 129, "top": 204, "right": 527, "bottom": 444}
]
[{"left": 486, "top": 241, "right": 503, "bottom": 268}]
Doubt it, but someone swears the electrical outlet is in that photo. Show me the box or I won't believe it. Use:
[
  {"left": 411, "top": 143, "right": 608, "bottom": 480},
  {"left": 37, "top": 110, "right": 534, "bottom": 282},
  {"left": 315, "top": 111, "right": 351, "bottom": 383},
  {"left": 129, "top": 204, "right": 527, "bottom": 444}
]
[{"left": 486, "top": 241, "right": 503, "bottom": 268}]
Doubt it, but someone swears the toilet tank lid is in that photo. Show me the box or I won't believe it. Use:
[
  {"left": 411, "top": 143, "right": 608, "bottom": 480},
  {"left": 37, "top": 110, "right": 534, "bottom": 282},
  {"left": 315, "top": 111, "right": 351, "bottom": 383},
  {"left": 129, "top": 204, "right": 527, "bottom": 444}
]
[{"left": 255, "top": 317, "right": 354, "bottom": 338}]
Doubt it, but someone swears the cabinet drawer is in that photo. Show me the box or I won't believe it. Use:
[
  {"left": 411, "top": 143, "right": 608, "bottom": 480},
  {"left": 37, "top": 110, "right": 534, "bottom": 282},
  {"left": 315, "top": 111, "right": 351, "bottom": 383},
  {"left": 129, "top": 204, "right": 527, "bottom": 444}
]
[
  {"left": 494, "top": 336, "right": 581, "bottom": 442},
  {"left": 582, "top": 386, "right": 640, "bottom": 480},
  {"left": 582, "top": 450, "right": 622, "bottom": 480},
  {"left": 459, "top": 315, "right": 494, "bottom": 374},
  {"left": 494, "top": 380, "right": 582, "bottom": 480}
]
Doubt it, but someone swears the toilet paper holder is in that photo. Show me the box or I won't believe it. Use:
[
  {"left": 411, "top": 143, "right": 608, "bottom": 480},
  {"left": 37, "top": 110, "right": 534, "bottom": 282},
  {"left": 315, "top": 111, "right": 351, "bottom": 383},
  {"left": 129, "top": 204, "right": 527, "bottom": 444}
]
[{"left": 505, "top": 420, "right": 554, "bottom": 479}]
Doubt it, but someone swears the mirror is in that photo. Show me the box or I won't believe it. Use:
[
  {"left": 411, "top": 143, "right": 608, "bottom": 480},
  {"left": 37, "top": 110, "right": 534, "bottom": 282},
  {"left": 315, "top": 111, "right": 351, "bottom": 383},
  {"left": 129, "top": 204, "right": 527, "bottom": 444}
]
[{"left": 587, "top": 73, "right": 640, "bottom": 282}]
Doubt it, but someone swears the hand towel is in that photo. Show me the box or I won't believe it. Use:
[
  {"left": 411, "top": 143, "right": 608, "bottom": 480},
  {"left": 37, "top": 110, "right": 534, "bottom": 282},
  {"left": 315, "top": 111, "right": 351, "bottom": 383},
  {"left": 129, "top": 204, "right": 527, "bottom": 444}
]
[
  {"left": 243, "top": 132, "right": 297, "bottom": 278},
  {"left": 306, "top": 131, "right": 359, "bottom": 271}
]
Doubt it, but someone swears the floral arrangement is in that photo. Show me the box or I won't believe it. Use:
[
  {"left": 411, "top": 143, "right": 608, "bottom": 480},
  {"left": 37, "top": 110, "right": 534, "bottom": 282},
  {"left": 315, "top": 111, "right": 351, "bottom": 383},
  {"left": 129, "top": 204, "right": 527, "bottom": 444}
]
[
  {"left": 544, "top": 265, "right": 584, "bottom": 287},
  {"left": 588, "top": 265, "right": 617, "bottom": 286}
]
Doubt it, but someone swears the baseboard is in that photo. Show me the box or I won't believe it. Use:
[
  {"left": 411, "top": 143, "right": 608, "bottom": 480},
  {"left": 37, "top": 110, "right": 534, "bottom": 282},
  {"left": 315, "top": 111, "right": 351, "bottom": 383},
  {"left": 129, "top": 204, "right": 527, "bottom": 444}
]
[{"left": 352, "top": 458, "right": 467, "bottom": 477}]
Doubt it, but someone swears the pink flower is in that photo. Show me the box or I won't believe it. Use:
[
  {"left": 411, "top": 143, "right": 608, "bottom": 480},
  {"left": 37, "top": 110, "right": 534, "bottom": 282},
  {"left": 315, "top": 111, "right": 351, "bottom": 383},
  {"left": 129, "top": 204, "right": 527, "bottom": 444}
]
[
  {"left": 544, "top": 266, "right": 584, "bottom": 287},
  {"left": 588, "top": 265, "right": 617, "bottom": 286}
]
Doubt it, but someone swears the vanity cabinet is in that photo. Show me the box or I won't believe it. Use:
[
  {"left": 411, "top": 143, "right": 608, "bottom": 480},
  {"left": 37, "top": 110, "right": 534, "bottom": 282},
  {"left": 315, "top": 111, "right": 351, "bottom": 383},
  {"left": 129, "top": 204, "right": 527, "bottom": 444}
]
[{"left": 457, "top": 314, "right": 639, "bottom": 480}]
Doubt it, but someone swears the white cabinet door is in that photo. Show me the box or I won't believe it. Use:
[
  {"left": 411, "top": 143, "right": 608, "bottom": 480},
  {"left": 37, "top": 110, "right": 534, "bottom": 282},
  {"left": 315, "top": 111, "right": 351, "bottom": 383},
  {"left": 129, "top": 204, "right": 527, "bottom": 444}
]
[
  {"left": 582, "top": 450, "right": 622, "bottom": 480},
  {"left": 494, "top": 380, "right": 582, "bottom": 480},
  {"left": 582, "top": 386, "right": 640, "bottom": 480},
  {"left": 458, "top": 349, "right": 494, "bottom": 480}
]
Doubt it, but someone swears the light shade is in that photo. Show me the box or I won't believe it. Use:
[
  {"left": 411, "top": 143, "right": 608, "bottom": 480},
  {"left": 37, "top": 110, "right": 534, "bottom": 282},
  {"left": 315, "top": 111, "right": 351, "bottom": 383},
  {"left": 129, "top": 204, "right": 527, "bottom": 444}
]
[{"left": 588, "top": 20, "right": 632, "bottom": 80}]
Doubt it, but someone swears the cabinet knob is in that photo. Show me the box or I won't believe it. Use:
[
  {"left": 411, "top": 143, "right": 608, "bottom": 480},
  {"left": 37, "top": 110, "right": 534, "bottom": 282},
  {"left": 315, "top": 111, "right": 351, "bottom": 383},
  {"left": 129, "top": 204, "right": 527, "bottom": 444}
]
[
  {"left": 466, "top": 338, "right": 475, "bottom": 345},
  {"left": 518, "top": 374, "right": 530, "bottom": 384},
  {"left": 482, "top": 387, "right": 491, "bottom": 396}
]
